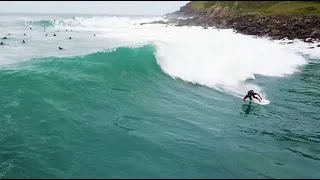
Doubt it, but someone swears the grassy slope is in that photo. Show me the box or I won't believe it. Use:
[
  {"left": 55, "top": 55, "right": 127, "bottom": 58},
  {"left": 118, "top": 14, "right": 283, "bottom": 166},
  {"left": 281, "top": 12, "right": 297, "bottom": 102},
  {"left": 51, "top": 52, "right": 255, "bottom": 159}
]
[{"left": 191, "top": 1, "right": 320, "bottom": 16}]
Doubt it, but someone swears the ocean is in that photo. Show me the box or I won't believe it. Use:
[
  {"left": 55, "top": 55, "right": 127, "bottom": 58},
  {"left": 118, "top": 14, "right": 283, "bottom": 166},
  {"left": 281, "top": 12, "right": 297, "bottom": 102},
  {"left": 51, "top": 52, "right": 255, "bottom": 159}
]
[{"left": 0, "top": 13, "right": 319, "bottom": 178}]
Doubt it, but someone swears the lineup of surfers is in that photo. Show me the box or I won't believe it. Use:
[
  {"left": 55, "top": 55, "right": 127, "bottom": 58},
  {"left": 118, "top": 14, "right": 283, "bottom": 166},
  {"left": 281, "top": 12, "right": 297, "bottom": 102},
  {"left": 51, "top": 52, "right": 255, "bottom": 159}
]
[{"left": 1, "top": 22, "right": 97, "bottom": 50}]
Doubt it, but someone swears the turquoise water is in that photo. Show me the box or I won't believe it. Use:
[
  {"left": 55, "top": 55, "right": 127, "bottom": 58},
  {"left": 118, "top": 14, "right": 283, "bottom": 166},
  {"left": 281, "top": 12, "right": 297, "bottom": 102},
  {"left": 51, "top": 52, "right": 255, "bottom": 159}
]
[{"left": 0, "top": 13, "right": 320, "bottom": 178}]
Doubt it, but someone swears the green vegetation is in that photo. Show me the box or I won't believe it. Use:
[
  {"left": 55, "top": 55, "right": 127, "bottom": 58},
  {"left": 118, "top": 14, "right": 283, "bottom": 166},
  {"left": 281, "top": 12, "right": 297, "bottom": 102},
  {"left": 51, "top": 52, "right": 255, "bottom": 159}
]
[{"left": 190, "top": 1, "right": 320, "bottom": 16}]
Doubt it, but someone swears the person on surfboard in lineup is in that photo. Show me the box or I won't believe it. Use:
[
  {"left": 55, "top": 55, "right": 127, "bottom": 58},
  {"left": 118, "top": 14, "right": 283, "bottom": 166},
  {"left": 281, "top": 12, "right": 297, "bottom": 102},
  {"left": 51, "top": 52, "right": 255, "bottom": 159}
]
[{"left": 243, "top": 90, "right": 262, "bottom": 103}]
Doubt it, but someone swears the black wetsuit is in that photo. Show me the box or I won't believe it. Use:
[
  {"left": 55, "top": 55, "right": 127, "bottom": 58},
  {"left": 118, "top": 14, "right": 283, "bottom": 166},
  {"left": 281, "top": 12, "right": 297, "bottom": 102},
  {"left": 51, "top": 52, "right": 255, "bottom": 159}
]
[{"left": 244, "top": 91, "right": 260, "bottom": 101}]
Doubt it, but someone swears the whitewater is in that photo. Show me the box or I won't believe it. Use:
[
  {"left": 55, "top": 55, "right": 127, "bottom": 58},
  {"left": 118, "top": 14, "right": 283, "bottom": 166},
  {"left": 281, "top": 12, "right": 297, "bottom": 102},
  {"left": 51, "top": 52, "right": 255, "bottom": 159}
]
[{"left": 0, "top": 13, "right": 320, "bottom": 178}]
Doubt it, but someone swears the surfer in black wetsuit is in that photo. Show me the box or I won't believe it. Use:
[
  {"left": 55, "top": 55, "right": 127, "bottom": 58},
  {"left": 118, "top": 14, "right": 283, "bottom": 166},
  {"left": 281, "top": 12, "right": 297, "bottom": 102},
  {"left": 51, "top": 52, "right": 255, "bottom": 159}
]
[
  {"left": 0, "top": 42, "right": 4, "bottom": 45},
  {"left": 243, "top": 90, "right": 262, "bottom": 103}
]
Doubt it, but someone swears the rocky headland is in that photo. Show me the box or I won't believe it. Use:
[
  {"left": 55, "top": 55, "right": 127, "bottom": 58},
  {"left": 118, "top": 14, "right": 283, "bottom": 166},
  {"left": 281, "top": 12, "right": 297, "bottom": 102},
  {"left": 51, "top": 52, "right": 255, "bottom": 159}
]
[{"left": 142, "top": 1, "right": 320, "bottom": 43}]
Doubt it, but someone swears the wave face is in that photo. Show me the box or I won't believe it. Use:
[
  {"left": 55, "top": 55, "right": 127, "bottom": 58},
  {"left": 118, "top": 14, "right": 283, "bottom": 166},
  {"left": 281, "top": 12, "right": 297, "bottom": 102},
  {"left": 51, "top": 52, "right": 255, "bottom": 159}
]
[{"left": 33, "top": 20, "right": 54, "bottom": 27}]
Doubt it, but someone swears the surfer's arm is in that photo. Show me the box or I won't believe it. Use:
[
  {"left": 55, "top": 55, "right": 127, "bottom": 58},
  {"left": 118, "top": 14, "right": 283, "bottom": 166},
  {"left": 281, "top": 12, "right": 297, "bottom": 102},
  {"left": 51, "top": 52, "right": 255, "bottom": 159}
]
[
  {"left": 243, "top": 95, "right": 249, "bottom": 102},
  {"left": 255, "top": 93, "right": 262, "bottom": 100}
]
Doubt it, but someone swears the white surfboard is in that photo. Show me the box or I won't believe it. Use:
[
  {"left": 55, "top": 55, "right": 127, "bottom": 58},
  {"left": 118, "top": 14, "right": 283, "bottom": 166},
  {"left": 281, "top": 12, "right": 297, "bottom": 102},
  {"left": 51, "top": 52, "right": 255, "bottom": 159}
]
[{"left": 250, "top": 99, "right": 270, "bottom": 105}]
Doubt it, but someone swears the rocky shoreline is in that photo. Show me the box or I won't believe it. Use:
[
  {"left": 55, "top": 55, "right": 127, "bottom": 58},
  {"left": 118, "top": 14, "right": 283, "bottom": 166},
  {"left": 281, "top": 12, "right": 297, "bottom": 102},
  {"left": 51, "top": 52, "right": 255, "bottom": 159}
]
[
  {"left": 141, "top": 0, "right": 320, "bottom": 45},
  {"left": 141, "top": 14, "right": 320, "bottom": 44}
]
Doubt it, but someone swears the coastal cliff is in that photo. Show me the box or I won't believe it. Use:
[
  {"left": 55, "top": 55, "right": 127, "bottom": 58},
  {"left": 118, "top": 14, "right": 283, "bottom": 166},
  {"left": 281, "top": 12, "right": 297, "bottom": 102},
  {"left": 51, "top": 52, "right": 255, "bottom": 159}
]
[{"left": 158, "top": 1, "right": 320, "bottom": 42}]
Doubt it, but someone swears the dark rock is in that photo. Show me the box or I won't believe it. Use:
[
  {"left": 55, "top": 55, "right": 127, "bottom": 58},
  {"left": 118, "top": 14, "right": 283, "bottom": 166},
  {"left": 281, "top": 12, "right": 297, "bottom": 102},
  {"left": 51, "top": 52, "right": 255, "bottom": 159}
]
[{"left": 269, "top": 29, "right": 280, "bottom": 36}]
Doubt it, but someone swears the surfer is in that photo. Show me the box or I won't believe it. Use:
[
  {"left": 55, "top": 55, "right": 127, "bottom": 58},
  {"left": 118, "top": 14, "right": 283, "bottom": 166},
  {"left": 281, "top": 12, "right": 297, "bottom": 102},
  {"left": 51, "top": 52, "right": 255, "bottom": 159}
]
[
  {"left": 22, "top": 40, "right": 25, "bottom": 43},
  {"left": 2, "top": 37, "right": 7, "bottom": 39},
  {"left": 0, "top": 42, "right": 4, "bottom": 45},
  {"left": 53, "top": 33, "right": 56, "bottom": 36},
  {"left": 59, "top": 47, "right": 64, "bottom": 50},
  {"left": 243, "top": 90, "right": 262, "bottom": 103},
  {"left": 69, "top": 37, "right": 72, "bottom": 39}
]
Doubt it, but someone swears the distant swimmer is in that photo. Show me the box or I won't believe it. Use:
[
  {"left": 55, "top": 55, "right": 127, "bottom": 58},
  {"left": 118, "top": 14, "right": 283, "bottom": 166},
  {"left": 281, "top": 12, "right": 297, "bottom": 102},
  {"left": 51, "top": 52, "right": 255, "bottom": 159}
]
[
  {"left": 22, "top": 40, "right": 25, "bottom": 43},
  {"left": 24, "top": 33, "right": 26, "bottom": 35},
  {"left": 66, "top": 30, "right": 68, "bottom": 31},
  {"left": 2, "top": 37, "right": 7, "bottom": 39},
  {"left": 53, "top": 33, "right": 56, "bottom": 36},
  {"left": 59, "top": 47, "right": 64, "bottom": 50},
  {"left": 7, "top": 33, "right": 10, "bottom": 36},
  {"left": 46, "top": 33, "right": 48, "bottom": 36},
  {"left": 0, "top": 42, "right": 4, "bottom": 45},
  {"left": 94, "top": 34, "right": 96, "bottom": 36},
  {"left": 30, "top": 27, "right": 32, "bottom": 30},
  {"left": 243, "top": 90, "right": 262, "bottom": 103},
  {"left": 69, "top": 37, "right": 72, "bottom": 39}
]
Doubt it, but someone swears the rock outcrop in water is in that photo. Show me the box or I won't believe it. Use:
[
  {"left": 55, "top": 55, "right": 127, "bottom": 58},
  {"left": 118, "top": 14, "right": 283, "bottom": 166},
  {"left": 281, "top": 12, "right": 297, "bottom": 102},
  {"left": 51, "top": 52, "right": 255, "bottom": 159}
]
[{"left": 147, "top": 1, "right": 320, "bottom": 42}]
